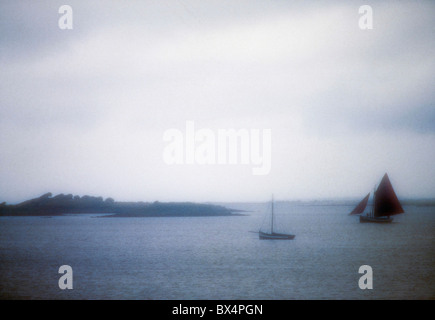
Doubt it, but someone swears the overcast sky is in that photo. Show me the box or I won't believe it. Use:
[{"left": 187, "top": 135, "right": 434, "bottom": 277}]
[{"left": 1, "top": 0, "right": 434, "bottom": 203}]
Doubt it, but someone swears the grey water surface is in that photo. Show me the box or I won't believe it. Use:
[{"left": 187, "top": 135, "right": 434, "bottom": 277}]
[{"left": 1, "top": 203, "right": 434, "bottom": 299}]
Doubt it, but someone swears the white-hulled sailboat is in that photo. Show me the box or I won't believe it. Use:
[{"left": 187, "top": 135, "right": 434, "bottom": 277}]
[{"left": 259, "top": 196, "right": 295, "bottom": 240}]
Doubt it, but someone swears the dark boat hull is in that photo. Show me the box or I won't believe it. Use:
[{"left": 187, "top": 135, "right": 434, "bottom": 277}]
[
  {"left": 259, "top": 231, "right": 295, "bottom": 240},
  {"left": 359, "top": 215, "right": 393, "bottom": 223}
]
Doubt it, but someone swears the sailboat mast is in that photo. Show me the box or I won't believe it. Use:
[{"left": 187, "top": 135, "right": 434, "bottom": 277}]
[
  {"left": 372, "top": 185, "right": 376, "bottom": 217},
  {"left": 271, "top": 195, "right": 274, "bottom": 234}
]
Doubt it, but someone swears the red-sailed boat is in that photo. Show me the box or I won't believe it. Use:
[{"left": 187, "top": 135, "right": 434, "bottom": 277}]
[{"left": 352, "top": 173, "right": 404, "bottom": 223}]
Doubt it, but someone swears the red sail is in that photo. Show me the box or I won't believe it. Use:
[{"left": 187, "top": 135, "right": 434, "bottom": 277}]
[
  {"left": 350, "top": 193, "right": 370, "bottom": 214},
  {"left": 374, "top": 173, "right": 404, "bottom": 217}
]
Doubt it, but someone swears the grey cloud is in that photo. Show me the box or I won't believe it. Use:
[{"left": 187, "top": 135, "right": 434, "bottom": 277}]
[{"left": 1, "top": 1, "right": 434, "bottom": 202}]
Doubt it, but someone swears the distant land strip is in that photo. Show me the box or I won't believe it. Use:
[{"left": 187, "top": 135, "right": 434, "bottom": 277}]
[{"left": 0, "top": 193, "right": 245, "bottom": 217}]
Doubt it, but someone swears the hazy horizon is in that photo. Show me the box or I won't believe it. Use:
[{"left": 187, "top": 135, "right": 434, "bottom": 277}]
[
  {"left": 3, "top": 185, "right": 435, "bottom": 206},
  {"left": 1, "top": 1, "right": 435, "bottom": 204}
]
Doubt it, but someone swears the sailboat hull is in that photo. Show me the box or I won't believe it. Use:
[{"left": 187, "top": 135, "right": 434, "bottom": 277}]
[
  {"left": 259, "top": 231, "right": 295, "bottom": 240},
  {"left": 359, "top": 215, "right": 393, "bottom": 223}
]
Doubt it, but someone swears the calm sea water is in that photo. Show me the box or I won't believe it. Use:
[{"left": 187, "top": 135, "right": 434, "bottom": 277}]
[{"left": 0, "top": 203, "right": 434, "bottom": 300}]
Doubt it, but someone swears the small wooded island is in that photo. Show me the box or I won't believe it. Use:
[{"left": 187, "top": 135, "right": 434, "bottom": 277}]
[{"left": 0, "top": 193, "right": 241, "bottom": 217}]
